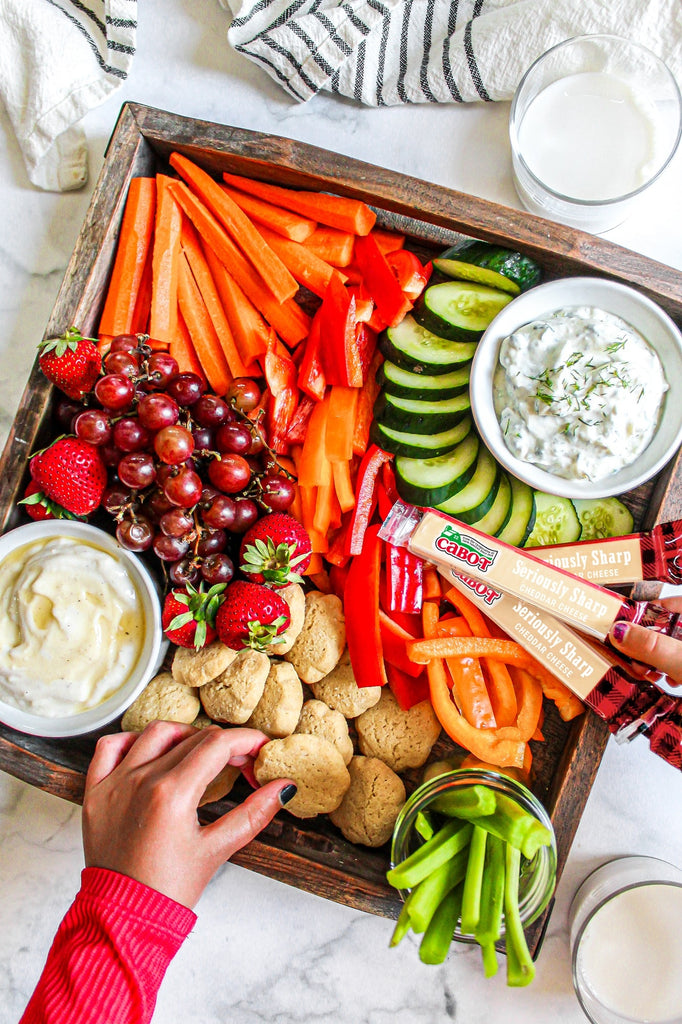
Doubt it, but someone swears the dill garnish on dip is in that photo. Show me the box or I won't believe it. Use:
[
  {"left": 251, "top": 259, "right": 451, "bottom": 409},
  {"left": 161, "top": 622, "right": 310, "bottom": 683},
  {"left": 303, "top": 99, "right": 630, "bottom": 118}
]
[{"left": 493, "top": 306, "right": 668, "bottom": 481}]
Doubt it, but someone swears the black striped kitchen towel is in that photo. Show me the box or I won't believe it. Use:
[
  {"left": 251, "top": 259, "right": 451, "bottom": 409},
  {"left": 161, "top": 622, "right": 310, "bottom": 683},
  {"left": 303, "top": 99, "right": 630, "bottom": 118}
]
[
  {"left": 0, "top": 0, "right": 136, "bottom": 191},
  {"left": 221, "top": 0, "right": 682, "bottom": 107}
]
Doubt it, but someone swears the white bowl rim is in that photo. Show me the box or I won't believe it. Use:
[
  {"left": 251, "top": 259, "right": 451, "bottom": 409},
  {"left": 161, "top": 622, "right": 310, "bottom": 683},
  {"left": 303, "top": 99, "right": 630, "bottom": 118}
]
[
  {"left": 0, "top": 520, "right": 164, "bottom": 738},
  {"left": 470, "top": 276, "right": 682, "bottom": 500}
]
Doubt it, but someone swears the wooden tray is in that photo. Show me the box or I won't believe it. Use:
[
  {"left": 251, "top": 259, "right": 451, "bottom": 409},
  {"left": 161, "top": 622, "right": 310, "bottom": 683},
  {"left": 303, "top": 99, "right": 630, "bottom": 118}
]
[{"left": 2, "top": 102, "right": 682, "bottom": 954}]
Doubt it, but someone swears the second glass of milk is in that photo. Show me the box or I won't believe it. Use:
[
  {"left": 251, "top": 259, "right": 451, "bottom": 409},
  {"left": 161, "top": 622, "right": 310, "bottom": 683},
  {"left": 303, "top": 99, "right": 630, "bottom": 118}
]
[
  {"left": 569, "top": 856, "right": 682, "bottom": 1024},
  {"left": 510, "top": 35, "right": 682, "bottom": 233}
]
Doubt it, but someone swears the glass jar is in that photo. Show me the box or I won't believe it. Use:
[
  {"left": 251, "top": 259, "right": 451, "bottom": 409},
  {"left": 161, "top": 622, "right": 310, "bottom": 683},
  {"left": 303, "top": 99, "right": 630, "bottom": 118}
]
[{"left": 390, "top": 768, "right": 557, "bottom": 941}]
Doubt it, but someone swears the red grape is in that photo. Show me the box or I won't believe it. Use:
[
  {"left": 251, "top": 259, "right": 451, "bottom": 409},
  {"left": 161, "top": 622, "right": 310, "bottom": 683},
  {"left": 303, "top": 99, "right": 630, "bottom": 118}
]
[
  {"left": 208, "top": 454, "right": 251, "bottom": 494},
  {"left": 260, "top": 473, "right": 296, "bottom": 512},
  {"left": 226, "top": 377, "right": 262, "bottom": 413},
  {"left": 230, "top": 497, "right": 259, "bottom": 533},
  {"left": 100, "top": 443, "right": 123, "bottom": 467},
  {"left": 193, "top": 395, "right": 233, "bottom": 428},
  {"left": 201, "top": 553, "right": 235, "bottom": 586},
  {"left": 95, "top": 373, "right": 135, "bottom": 412},
  {"left": 110, "top": 334, "right": 139, "bottom": 353},
  {"left": 192, "top": 427, "right": 214, "bottom": 452},
  {"left": 215, "top": 423, "right": 252, "bottom": 455},
  {"left": 113, "top": 417, "right": 152, "bottom": 453},
  {"left": 246, "top": 424, "right": 266, "bottom": 456},
  {"left": 197, "top": 528, "right": 227, "bottom": 557},
  {"left": 118, "top": 452, "right": 157, "bottom": 490},
  {"left": 143, "top": 488, "right": 175, "bottom": 520},
  {"left": 102, "top": 483, "right": 133, "bottom": 515},
  {"left": 74, "top": 410, "right": 113, "bottom": 447},
  {"left": 104, "top": 351, "right": 139, "bottom": 378},
  {"left": 202, "top": 494, "right": 237, "bottom": 530},
  {"left": 153, "top": 534, "right": 190, "bottom": 562},
  {"left": 116, "top": 516, "right": 154, "bottom": 551},
  {"left": 138, "top": 393, "right": 180, "bottom": 431},
  {"left": 146, "top": 353, "right": 179, "bottom": 389},
  {"left": 166, "top": 373, "right": 206, "bottom": 407},
  {"left": 164, "top": 466, "right": 203, "bottom": 507},
  {"left": 159, "top": 509, "right": 195, "bottom": 538},
  {"left": 55, "top": 398, "right": 85, "bottom": 430},
  {"left": 169, "top": 557, "right": 201, "bottom": 586},
  {"left": 154, "top": 425, "right": 195, "bottom": 465}
]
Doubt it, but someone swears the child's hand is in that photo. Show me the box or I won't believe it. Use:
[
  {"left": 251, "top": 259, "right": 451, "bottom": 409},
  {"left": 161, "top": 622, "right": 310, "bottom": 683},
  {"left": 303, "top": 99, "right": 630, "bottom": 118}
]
[
  {"left": 82, "top": 721, "right": 294, "bottom": 908},
  {"left": 609, "top": 596, "right": 682, "bottom": 686}
]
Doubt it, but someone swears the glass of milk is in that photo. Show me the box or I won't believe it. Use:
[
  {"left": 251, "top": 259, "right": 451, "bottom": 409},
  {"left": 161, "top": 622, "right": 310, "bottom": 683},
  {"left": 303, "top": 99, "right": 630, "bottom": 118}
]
[
  {"left": 510, "top": 36, "right": 682, "bottom": 233},
  {"left": 569, "top": 856, "right": 682, "bottom": 1024}
]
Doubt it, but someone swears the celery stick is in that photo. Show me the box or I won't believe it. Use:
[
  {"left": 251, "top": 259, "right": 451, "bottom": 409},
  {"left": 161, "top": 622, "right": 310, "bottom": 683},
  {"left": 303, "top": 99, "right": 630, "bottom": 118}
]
[
  {"left": 408, "top": 846, "right": 469, "bottom": 934},
  {"left": 471, "top": 808, "right": 552, "bottom": 860},
  {"left": 475, "top": 833, "right": 505, "bottom": 977},
  {"left": 504, "top": 844, "right": 535, "bottom": 987},
  {"left": 460, "top": 825, "right": 488, "bottom": 934},
  {"left": 415, "top": 810, "right": 435, "bottom": 841},
  {"left": 387, "top": 820, "right": 473, "bottom": 890},
  {"left": 419, "top": 884, "right": 464, "bottom": 965},
  {"left": 493, "top": 793, "right": 553, "bottom": 859},
  {"left": 390, "top": 888, "right": 416, "bottom": 947},
  {"left": 430, "top": 784, "right": 497, "bottom": 819}
]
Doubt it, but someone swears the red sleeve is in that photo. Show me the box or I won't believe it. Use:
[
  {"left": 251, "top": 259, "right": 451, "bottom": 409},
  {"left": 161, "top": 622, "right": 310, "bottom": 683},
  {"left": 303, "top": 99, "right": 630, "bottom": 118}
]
[{"left": 20, "top": 866, "right": 197, "bottom": 1024}]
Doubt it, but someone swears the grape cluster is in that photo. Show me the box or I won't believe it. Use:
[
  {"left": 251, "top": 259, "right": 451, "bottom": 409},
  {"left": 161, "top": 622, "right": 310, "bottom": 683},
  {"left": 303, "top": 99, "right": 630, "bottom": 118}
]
[{"left": 56, "top": 334, "right": 296, "bottom": 587}]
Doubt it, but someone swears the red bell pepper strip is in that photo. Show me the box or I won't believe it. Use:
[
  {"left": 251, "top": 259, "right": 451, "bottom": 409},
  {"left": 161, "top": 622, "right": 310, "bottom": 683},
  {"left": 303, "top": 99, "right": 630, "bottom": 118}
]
[
  {"left": 385, "top": 249, "right": 432, "bottom": 301},
  {"left": 318, "top": 273, "right": 362, "bottom": 386},
  {"left": 325, "top": 519, "right": 351, "bottom": 567},
  {"left": 284, "top": 394, "right": 316, "bottom": 445},
  {"left": 353, "top": 233, "right": 413, "bottom": 329},
  {"left": 345, "top": 524, "right": 388, "bottom": 689},
  {"left": 328, "top": 562, "right": 350, "bottom": 601},
  {"left": 354, "top": 322, "right": 378, "bottom": 384},
  {"left": 386, "top": 662, "right": 430, "bottom": 711},
  {"left": 379, "top": 610, "right": 424, "bottom": 677},
  {"left": 297, "top": 307, "right": 326, "bottom": 401},
  {"left": 347, "top": 283, "right": 374, "bottom": 323},
  {"left": 346, "top": 444, "right": 394, "bottom": 556},
  {"left": 264, "top": 341, "right": 298, "bottom": 454},
  {"left": 385, "top": 542, "right": 424, "bottom": 615}
]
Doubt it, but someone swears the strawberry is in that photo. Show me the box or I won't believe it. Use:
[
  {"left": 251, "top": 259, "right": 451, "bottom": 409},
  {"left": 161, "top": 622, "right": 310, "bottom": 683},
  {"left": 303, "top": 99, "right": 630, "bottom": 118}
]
[
  {"left": 38, "top": 327, "right": 102, "bottom": 400},
  {"left": 19, "top": 480, "right": 79, "bottom": 521},
  {"left": 215, "top": 580, "right": 290, "bottom": 651},
  {"left": 239, "top": 512, "right": 312, "bottom": 587},
  {"left": 30, "top": 437, "right": 107, "bottom": 517},
  {"left": 162, "top": 582, "right": 226, "bottom": 649}
]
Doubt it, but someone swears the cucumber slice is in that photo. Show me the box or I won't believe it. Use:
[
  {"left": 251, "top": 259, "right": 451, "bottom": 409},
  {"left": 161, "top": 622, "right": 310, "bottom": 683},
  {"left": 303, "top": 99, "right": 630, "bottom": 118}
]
[
  {"left": 434, "top": 241, "right": 542, "bottom": 294},
  {"left": 571, "top": 498, "right": 635, "bottom": 540},
  {"left": 496, "top": 476, "right": 536, "bottom": 547},
  {"left": 378, "top": 360, "right": 471, "bottom": 399},
  {"left": 395, "top": 433, "right": 480, "bottom": 507},
  {"left": 436, "top": 446, "right": 501, "bottom": 523},
  {"left": 374, "top": 390, "right": 471, "bottom": 435},
  {"left": 380, "top": 315, "right": 477, "bottom": 374},
  {"left": 414, "top": 281, "right": 514, "bottom": 342},
  {"left": 370, "top": 416, "right": 473, "bottom": 459},
  {"left": 468, "top": 472, "right": 512, "bottom": 536},
  {"left": 524, "top": 492, "right": 582, "bottom": 547}
]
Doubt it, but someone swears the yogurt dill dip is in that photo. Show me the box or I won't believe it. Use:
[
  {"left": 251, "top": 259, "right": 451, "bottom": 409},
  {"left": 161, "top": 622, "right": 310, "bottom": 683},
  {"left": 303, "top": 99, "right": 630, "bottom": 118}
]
[{"left": 493, "top": 305, "right": 668, "bottom": 481}]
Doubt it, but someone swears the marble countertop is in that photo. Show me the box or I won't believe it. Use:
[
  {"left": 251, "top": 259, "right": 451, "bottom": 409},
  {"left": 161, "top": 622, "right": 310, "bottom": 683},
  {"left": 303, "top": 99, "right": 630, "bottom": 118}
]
[{"left": 2, "top": 4, "right": 682, "bottom": 1021}]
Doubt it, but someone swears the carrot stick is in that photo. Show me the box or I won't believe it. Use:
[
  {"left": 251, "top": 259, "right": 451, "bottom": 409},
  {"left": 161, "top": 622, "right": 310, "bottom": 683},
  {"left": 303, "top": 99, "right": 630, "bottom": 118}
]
[
  {"left": 304, "top": 226, "right": 355, "bottom": 267},
  {"left": 325, "top": 385, "right": 359, "bottom": 463},
  {"left": 99, "top": 176, "right": 156, "bottom": 339},
  {"left": 149, "top": 175, "right": 183, "bottom": 346},
  {"left": 222, "top": 171, "right": 377, "bottom": 235},
  {"left": 177, "top": 252, "right": 232, "bottom": 395},
  {"left": 167, "top": 181, "right": 310, "bottom": 346},
  {"left": 169, "top": 309, "right": 207, "bottom": 384},
  {"left": 297, "top": 394, "right": 332, "bottom": 488},
  {"left": 352, "top": 351, "right": 382, "bottom": 455},
  {"left": 169, "top": 152, "right": 298, "bottom": 303},
  {"left": 256, "top": 224, "right": 346, "bottom": 299},
  {"left": 298, "top": 485, "right": 329, "bottom": 554},
  {"left": 202, "top": 242, "right": 268, "bottom": 369},
  {"left": 130, "top": 242, "right": 154, "bottom": 337},
  {"left": 407, "top": 636, "right": 540, "bottom": 666},
  {"left": 221, "top": 184, "right": 317, "bottom": 241},
  {"left": 180, "top": 220, "right": 252, "bottom": 378},
  {"left": 332, "top": 459, "right": 356, "bottom": 514},
  {"left": 423, "top": 566, "right": 442, "bottom": 600},
  {"left": 314, "top": 480, "right": 341, "bottom": 536}
]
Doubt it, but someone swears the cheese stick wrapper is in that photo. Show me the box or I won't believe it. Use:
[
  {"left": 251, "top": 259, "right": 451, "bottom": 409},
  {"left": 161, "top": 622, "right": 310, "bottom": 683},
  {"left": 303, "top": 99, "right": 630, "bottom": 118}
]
[
  {"left": 380, "top": 501, "right": 682, "bottom": 642},
  {"left": 532, "top": 517, "right": 682, "bottom": 586},
  {"left": 442, "top": 570, "right": 682, "bottom": 771}
]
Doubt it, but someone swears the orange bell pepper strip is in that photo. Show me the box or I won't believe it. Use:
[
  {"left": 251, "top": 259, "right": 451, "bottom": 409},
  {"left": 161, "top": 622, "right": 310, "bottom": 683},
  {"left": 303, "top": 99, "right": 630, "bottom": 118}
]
[
  {"left": 421, "top": 601, "right": 526, "bottom": 769},
  {"left": 508, "top": 667, "right": 544, "bottom": 743}
]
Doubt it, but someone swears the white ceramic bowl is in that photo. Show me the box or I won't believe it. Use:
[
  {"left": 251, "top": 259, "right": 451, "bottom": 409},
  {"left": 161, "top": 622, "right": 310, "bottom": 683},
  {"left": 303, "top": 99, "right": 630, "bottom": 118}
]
[
  {"left": 469, "top": 277, "right": 682, "bottom": 500},
  {"left": 0, "top": 520, "right": 165, "bottom": 738}
]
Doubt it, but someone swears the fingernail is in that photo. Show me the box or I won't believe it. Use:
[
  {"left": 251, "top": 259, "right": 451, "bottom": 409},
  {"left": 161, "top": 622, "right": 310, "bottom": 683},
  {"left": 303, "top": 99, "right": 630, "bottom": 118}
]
[
  {"left": 611, "top": 621, "right": 628, "bottom": 642},
  {"left": 279, "top": 784, "right": 297, "bottom": 806}
]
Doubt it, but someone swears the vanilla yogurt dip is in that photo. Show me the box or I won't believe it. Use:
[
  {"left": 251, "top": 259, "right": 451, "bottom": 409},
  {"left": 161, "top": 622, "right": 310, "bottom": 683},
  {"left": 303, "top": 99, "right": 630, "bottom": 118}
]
[
  {"left": 0, "top": 536, "right": 146, "bottom": 716},
  {"left": 493, "top": 306, "right": 668, "bottom": 481}
]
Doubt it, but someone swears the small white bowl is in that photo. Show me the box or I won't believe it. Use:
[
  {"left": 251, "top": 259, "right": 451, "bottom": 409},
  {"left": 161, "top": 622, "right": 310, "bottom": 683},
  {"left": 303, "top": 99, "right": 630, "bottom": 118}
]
[
  {"left": 0, "top": 520, "right": 165, "bottom": 738},
  {"left": 470, "top": 277, "right": 682, "bottom": 500}
]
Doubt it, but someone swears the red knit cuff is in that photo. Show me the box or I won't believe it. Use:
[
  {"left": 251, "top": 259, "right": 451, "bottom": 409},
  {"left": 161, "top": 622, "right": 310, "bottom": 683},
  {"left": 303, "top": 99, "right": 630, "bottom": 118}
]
[{"left": 79, "top": 867, "right": 197, "bottom": 939}]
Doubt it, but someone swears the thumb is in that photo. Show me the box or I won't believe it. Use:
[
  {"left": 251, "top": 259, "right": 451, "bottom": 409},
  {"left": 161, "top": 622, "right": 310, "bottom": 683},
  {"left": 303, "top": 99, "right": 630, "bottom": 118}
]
[
  {"left": 610, "top": 622, "right": 682, "bottom": 685},
  {"left": 202, "top": 779, "right": 297, "bottom": 863}
]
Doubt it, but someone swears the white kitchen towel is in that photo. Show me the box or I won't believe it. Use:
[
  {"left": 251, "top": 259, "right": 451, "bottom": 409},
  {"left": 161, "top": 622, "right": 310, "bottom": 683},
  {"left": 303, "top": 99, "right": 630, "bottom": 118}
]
[
  {"left": 221, "top": 0, "right": 682, "bottom": 107},
  {"left": 0, "top": 0, "right": 137, "bottom": 192}
]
